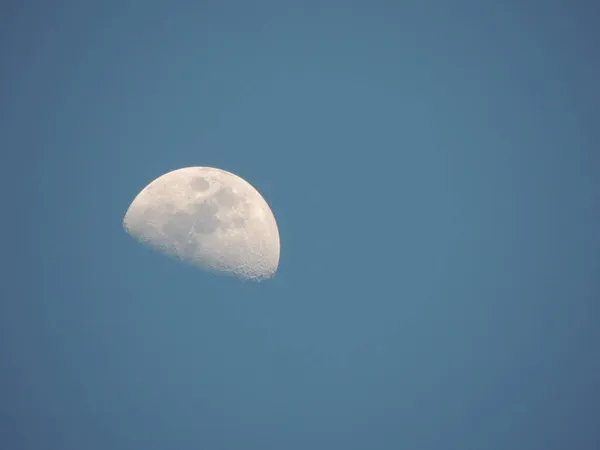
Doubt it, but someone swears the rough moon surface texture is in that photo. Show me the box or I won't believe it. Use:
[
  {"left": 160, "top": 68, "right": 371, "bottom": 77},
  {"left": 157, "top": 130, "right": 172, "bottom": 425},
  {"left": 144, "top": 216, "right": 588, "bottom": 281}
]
[{"left": 123, "top": 167, "right": 280, "bottom": 280}]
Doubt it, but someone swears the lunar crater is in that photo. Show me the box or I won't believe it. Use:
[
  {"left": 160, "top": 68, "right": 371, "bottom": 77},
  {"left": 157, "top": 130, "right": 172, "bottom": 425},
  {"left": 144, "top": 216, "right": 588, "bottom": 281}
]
[{"left": 190, "top": 176, "right": 210, "bottom": 192}]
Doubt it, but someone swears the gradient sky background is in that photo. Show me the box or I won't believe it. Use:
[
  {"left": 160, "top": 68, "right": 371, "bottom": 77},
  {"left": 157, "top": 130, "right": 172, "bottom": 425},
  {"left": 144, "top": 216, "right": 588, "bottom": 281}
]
[{"left": 3, "top": 1, "right": 599, "bottom": 449}]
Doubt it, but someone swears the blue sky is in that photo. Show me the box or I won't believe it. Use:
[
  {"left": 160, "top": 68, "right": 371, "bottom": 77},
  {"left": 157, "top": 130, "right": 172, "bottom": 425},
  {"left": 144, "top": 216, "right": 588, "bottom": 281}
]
[{"left": 3, "top": 1, "right": 599, "bottom": 449}]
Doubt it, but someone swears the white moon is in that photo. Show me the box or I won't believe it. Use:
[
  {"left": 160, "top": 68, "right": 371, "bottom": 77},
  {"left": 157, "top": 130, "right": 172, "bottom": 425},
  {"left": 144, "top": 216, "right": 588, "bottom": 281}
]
[{"left": 123, "top": 167, "right": 280, "bottom": 280}]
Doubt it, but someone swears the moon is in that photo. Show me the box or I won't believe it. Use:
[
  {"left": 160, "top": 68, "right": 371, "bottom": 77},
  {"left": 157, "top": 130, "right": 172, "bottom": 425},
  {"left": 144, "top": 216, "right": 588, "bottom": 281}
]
[{"left": 123, "top": 167, "right": 280, "bottom": 280}]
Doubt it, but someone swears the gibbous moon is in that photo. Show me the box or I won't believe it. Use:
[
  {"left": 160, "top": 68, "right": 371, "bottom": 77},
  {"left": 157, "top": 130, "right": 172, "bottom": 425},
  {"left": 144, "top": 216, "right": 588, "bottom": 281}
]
[{"left": 123, "top": 167, "right": 280, "bottom": 280}]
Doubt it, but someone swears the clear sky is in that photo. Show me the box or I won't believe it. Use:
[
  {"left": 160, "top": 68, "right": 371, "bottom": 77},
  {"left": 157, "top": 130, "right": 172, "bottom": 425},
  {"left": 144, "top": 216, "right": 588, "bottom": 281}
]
[{"left": 3, "top": 1, "right": 599, "bottom": 449}]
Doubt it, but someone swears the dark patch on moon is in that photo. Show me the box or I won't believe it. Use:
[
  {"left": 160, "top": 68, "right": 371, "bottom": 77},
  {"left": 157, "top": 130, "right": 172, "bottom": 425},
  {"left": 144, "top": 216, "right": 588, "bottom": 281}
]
[
  {"left": 232, "top": 217, "right": 246, "bottom": 228},
  {"left": 162, "top": 211, "right": 198, "bottom": 258},
  {"left": 142, "top": 203, "right": 174, "bottom": 224},
  {"left": 190, "top": 201, "right": 221, "bottom": 233},
  {"left": 158, "top": 199, "right": 223, "bottom": 259},
  {"left": 213, "top": 186, "right": 239, "bottom": 208},
  {"left": 190, "top": 176, "right": 210, "bottom": 192},
  {"left": 156, "top": 182, "right": 251, "bottom": 259},
  {"left": 162, "top": 201, "right": 221, "bottom": 236}
]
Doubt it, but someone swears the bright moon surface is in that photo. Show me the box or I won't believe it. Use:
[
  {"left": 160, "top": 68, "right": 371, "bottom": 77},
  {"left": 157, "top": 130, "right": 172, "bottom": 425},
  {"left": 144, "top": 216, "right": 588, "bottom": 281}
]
[{"left": 123, "top": 167, "right": 280, "bottom": 280}]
